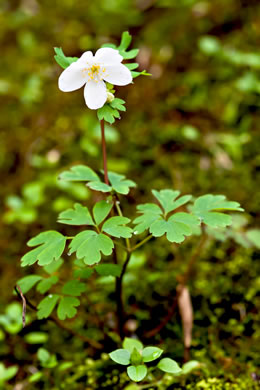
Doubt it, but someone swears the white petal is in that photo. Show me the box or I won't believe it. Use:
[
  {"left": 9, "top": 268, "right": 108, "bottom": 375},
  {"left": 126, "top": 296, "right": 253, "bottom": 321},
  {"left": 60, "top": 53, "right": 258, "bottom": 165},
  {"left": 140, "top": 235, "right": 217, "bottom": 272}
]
[
  {"left": 95, "top": 48, "right": 123, "bottom": 64},
  {"left": 103, "top": 63, "right": 132, "bottom": 86},
  {"left": 58, "top": 62, "right": 86, "bottom": 92},
  {"left": 84, "top": 80, "right": 107, "bottom": 109},
  {"left": 77, "top": 51, "right": 94, "bottom": 66}
]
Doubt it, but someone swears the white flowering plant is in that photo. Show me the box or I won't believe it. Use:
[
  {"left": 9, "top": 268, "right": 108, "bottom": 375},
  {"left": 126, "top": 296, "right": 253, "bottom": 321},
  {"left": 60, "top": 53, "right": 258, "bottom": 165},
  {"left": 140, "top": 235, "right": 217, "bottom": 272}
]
[{"left": 16, "top": 32, "right": 245, "bottom": 386}]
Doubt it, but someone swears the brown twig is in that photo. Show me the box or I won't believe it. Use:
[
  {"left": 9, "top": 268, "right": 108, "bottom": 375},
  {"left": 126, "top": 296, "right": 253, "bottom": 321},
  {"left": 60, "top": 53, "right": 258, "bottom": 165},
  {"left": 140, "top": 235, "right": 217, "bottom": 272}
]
[
  {"left": 15, "top": 285, "right": 26, "bottom": 328},
  {"left": 14, "top": 286, "right": 103, "bottom": 349}
]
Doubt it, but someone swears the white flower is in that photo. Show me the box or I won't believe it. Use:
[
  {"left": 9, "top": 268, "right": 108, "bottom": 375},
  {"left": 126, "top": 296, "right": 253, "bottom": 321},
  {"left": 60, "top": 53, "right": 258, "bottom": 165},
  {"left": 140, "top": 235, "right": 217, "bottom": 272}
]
[{"left": 58, "top": 48, "right": 132, "bottom": 110}]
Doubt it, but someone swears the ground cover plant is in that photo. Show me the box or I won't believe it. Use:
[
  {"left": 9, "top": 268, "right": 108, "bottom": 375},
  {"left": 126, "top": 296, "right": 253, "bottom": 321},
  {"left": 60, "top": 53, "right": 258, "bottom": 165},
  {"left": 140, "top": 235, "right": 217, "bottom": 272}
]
[{"left": 0, "top": 1, "right": 259, "bottom": 389}]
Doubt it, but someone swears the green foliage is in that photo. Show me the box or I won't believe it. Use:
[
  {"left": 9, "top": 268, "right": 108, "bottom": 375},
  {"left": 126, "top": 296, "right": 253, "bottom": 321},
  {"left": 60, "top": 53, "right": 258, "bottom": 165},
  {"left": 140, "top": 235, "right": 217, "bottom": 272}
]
[
  {"left": 17, "top": 275, "right": 43, "bottom": 294},
  {"left": 0, "top": 303, "right": 24, "bottom": 334},
  {"left": 134, "top": 190, "right": 199, "bottom": 243},
  {"left": 97, "top": 104, "right": 120, "bottom": 124},
  {"left": 102, "top": 216, "right": 132, "bottom": 238},
  {"left": 95, "top": 264, "right": 122, "bottom": 277},
  {"left": 21, "top": 231, "right": 66, "bottom": 267},
  {"left": 127, "top": 365, "right": 147, "bottom": 382},
  {"left": 150, "top": 212, "right": 199, "bottom": 243},
  {"left": 37, "top": 294, "right": 60, "bottom": 319},
  {"left": 54, "top": 47, "right": 78, "bottom": 69},
  {"left": 59, "top": 165, "right": 99, "bottom": 182},
  {"left": 57, "top": 296, "right": 80, "bottom": 320},
  {"left": 58, "top": 203, "right": 94, "bottom": 225},
  {"left": 25, "top": 332, "right": 48, "bottom": 344},
  {"left": 142, "top": 347, "right": 163, "bottom": 362},
  {"left": 62, "top": 280, "right": 86, "bottom": 296},
  {"left": 59, "top": 165, "right": 136, "bottom": 195},
  {"left": 110, "top": 338, "right": 182, "bottom": 383},
  {"left": 93, "top": 200, "right": 113, "bottom": 225},
  {"left": 152, "top": 189, "right": 192, "bottom": 215},
  {"left": 109, "top": 349, "right": 131, "bottom": 365},
  {"left": 108, "top": 172, "right": 136, "bottom": 195},
  {"left": 130, "top": 348, "right": 142, "bottom": 365},
  {"left": 69, "top": 231, "right": 114, "bottom": 265},
  {"left": 157, "top": 358, "right": 182, "bottom": 374},
  {"left": 123, "top": 338, "right": 143, "bottom": 352},
  {"left": 134, "top": 191, "right": 244, "bottom": 243},
  {"left": 37, "top": 347, "right": 57, "bottom": 368},
  {"left": 192, "top": 195, "right": 244, "bottom": 228},
  {"left": 36, "top": 275, "right": 59, "bottom": 294},
  {"left": 0, "top": 363, "right": 18, "bottom": 384}
]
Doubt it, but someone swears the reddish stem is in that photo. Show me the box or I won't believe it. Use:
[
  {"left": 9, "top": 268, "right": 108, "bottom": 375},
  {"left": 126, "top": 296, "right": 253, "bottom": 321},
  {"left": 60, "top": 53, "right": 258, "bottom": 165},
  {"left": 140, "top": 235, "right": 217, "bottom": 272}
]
[{"left": 100, "top": 119, "right": 109, "bottom": 185}]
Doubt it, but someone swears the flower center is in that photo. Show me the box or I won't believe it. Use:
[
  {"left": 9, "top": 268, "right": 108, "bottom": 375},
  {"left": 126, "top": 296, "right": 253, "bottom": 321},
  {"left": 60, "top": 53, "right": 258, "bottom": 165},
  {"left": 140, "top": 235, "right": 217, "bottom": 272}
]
[
  {"left": 91, "top": 65, "right": 100, "bottom": 74},
  {"left": 82, "top": 63, "right": 107, "bottom": 83}
]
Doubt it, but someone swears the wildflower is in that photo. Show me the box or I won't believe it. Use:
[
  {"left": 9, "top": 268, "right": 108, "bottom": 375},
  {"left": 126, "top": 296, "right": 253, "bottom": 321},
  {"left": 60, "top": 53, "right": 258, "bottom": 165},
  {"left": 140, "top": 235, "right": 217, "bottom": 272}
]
[{"left": 58, "top": 48, "right": 132, "bottom": 109}]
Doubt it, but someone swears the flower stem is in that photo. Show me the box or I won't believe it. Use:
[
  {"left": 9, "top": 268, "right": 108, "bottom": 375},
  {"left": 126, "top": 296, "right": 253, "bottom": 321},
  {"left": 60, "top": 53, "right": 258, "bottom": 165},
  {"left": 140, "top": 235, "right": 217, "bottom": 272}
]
[{"left": 100, "top": 119, "right": 109, "bottom": 185}]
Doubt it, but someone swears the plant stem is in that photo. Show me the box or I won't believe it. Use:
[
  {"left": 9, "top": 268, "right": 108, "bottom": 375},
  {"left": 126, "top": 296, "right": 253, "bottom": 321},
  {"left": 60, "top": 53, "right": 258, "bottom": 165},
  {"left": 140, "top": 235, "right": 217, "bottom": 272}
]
[
  {"left": 100, "top": 119, "right": 109, "bottom": 185},
  {"left": 116, "top": 251, "right": 131, "bottom": 339},
  {"left": 114, "top": 199, "right": 131, "bottom": 251},
  {"left": 131, "top": 234, "right": 153, "bottom": 252}
]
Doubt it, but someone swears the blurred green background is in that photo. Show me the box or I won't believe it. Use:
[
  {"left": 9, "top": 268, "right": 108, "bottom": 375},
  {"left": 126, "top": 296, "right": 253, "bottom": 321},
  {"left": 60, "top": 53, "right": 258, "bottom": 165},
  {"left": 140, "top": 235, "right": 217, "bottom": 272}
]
[{"left": 0, "top": 0, "right": 260, "bottom": 388}]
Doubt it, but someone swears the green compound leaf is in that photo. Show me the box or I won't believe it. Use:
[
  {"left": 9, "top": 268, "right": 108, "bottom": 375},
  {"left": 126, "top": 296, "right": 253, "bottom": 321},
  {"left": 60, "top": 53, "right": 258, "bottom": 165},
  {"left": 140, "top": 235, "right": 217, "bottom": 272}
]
[
  {"left": 57, "top": 296, "right": 80, "bottom": 320},
  {"left": 21, "top": 231, "right": 66, "bottom": 267},
  {"left": 37, "top": 294, "right": 60, "bottom": 319},
  {"left": 17, "top": 275, "right": 43, "bottom": 294},
  {"left": 108, "top": 172, "right": 136, "bottom": 195},
  {"left": 97, "top": 104, "right": 120, "bottom": 124},
  {"left": 102, "top": 216, "right": 132, "bottom": 238},
  {"left": 95, "top": 264, "right": 122, "bottom": 277},
  {"left": 54, "top": 47, "right": 78, "bottom": 69},
  {"left": 93, "top": 200, "right": 113, "bottom": 225},
  {"left": 110, "top": 98, "right": 126, "bottom": 112},
  {"left": 62, "top": 280, "right": 86, "bottom": 296},
  {"left": 157, "top": 358, "right": 182, "bottom": 374},
  {"left": 142, "top": 347, "right": 163, "bottom": 363},
  {"left": 127, "top": 365, "right": 147, "bottom": 382},
  {"left": 150, "top": 213, "right": 199, "bottom": 243},
  {"left": 58, "top": 203, "right": 94, "bottom": 226},
  {"left": 192, "top": 194, "right": 244, "bottom": 228},
  {"left": 109, "top": 349, "right": 131, "bottom": 365},
  {"left": 36, "top": 276, "right": 59, "bottom": 294},
  {"left": 152, "top": 189, "right": 192, "bottom": 215},
  {"left": 123, "top": 338, "right": 143, "bottom": 353},
  {"left": 69, "top": 231, "right": 114, "bottom": 265},
  {"left": 133, "top": 204, "right": 162, "bottom": 234},
  {"left": 59, "top": 165, "right": 99, "bottom": 182}
]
